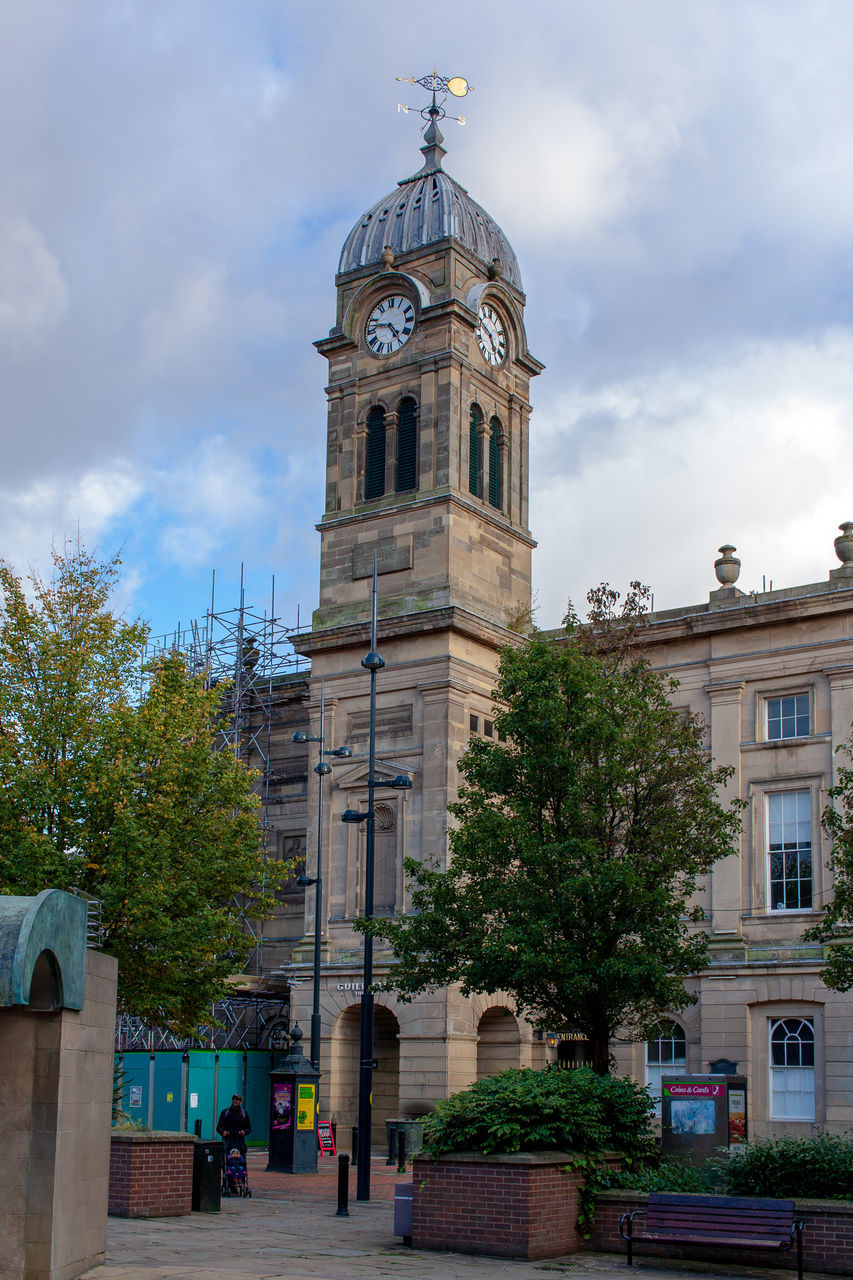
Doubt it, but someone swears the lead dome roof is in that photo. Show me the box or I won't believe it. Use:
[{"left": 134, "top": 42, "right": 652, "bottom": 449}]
[{"left": 338, "top": 111, "right": 522, "bottom": 291}]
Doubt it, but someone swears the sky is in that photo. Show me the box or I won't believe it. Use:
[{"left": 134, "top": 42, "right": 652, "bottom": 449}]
[{"left": 3, "top": 0, "right": 853, "bottom": 638}]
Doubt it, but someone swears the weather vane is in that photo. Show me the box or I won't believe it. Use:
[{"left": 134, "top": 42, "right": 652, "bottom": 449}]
[{"left": 396, "top": 69, "right": 472, "bottom": 126}]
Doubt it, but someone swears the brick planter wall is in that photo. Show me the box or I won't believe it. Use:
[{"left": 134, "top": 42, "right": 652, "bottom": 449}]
[
  {"left": 109, "top": 1132, "right": 195, "bottom": 1218},
  {"left": 593, "top": 1189, "right": 853, "bottom": 1276},
  {"left": 412, "top": 1152, "right": 614, "bottom": 1260}
]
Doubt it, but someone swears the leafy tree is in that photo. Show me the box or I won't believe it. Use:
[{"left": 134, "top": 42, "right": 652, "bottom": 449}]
[
  {"left": 0, "top": 543, "right": 277, "bottom": 1032},
  {"left": 363, "top": 585, "right": 743, "bottom": 1074},
  {"left": 805, "top": 736, "right": 853, "bottom": 990}
]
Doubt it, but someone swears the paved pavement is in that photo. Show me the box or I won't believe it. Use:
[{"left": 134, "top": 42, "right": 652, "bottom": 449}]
[{"left": 81, "top": 1153, "right": 828, "bottom": 1280}]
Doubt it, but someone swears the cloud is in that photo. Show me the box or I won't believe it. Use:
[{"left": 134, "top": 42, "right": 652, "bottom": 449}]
[
  {"left": 0, "top": 464, "right": 143, "bottom": 574},
  {"left": 532, "top": 329, "right": 853, "bottom": 623},
  {"left": 0, "top": 215, "right": 67, "bottom": 341}
]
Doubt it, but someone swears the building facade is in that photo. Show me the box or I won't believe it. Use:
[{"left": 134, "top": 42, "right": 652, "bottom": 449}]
[{"left": 272, "top": 111, "right": 853, "bottom": 1143}]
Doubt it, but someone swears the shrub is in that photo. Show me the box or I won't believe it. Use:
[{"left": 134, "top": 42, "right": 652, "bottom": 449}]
[
  {"left": 726, "top": 1133, "right": 853, "bottom": 1201},
  {"left": 421, "top": 1066, "right": 656, "bottom": 1159},
  {"left": 614, "top": 1156, "right": 726, "bottom": 1194}
]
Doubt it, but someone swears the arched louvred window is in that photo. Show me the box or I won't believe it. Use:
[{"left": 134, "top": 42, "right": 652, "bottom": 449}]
[
  {"left": 396, "top": 397, "right": 417, "bottom": 493},
  {"left": 488, "top": 416, "right": 502, "bottom": 509},
  {"left": 469, "top": 403, "right": 483, "bottom": 497},
  {"left": 365, "top": 406, "right": 386, "bottom": 500}
]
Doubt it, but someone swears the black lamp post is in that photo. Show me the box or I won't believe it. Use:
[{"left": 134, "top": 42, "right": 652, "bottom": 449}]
[
  {"left": 341, "top": 557, "right": 411, "bottom": 1202},
  {"left": 292, "top": 683, "right": 351, "bottom": 1075}
]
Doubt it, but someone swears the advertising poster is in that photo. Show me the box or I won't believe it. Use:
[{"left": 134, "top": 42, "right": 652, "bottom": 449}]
[
  {"left": 129, "top": 1085, "right": 142, "bottom": 1109},
  {"left": 664, "top": 1080, "right": 722, "bottom": 1136},
  {"left": 297, "top": 1083, "right": 316, "bottom": 1130},
  {"left": 318, "top": 1120, "right": 336, "bottom": 1156},
  {"left": 272, "top": 1080, "right": 293, "bottom": 1131},
  {"left": 728, "top": 1089, "right": 747, "bottom": 1144}
]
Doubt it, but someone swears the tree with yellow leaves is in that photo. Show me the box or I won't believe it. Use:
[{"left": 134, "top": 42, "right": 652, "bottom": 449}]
[{"left": 0, "top": 543, "right": 277, "bottom": 1032}]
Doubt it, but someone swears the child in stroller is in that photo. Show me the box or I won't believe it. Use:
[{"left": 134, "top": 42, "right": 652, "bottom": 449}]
[{"left": 222, "top": 1146, "right": 251, "bottom": 1197}]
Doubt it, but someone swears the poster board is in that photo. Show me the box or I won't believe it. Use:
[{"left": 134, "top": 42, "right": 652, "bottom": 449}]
[{"left": 317, "top": 1120, "right": 336, "bottom": 1156}]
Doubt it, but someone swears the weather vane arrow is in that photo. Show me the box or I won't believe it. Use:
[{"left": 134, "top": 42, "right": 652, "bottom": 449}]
[{"left": 396, "top": 68, "right": 472, "bottom": 126}]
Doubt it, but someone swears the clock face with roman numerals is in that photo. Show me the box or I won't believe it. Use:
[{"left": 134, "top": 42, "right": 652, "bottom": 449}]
[
  {"left": 476, "top": 303, "right": 507, "bottom": 366},
  {"left": 365, "top": 294, "right": 415, "bottom": 356}
]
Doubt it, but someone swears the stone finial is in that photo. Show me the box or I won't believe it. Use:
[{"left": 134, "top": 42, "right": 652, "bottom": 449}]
[
  {"left": 714, "top": 545, "right": 741, "bottom": 586},
  {"left": 488, "top": 258, "right": 503, "bottom": 280},
  {"left": 380, "top": 245, "right": 395, "bottom": 269},
  {"left": 834, "top": 522, "right": 853, "bottom": 566}
]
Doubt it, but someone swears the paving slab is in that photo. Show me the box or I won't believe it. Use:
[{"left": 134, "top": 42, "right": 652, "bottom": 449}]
[{"left": 80, "top": 1153, "right": 835, "bottom": 1280}]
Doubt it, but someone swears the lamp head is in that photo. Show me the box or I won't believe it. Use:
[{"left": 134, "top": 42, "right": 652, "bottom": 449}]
[
  {"left": 341, "top": 809, "right": 368, "bottom": 824},
  {"left": 296, "top": 875, "right": 317, "bottom": 887},
  {"left": 330, "top": 745, "right": 352, "bottom": 758},
  {"left": 362, "top": 650, "right": 385, "bottom": 672},
  {"left": 315, "top": 761, "right": 332, "bottom": 776},
  {"left": 390, "top": 774, "right": 413, "bottom": 790},
  {"left": 292, "top": 731, "right": 309, "bottom": 743}
]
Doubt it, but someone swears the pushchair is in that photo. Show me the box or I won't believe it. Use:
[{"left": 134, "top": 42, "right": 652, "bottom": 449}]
[{"left": 222, "top": 1146, "right": 251, "bottom": 1197}]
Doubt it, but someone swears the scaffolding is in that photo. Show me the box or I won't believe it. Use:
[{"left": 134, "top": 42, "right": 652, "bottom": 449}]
[
  {"left": 115, "top": 991, "right": 290, "bottom": 1052},
  {"left": 146, "top": 567, "right": 309, "bottom": 976}
]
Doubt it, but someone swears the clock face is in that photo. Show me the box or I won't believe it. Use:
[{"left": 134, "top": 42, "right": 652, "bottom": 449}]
[
  {"left": 365, "top": 294, "right": 415, "bottom": 356},
  {"left": 476, "top": 303, "right": 507, "bottom": 366}
]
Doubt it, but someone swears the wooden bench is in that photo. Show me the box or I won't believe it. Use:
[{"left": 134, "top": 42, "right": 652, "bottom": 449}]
[{"left": 619, "top": 1192, "right": 805, "bottom": 1279}]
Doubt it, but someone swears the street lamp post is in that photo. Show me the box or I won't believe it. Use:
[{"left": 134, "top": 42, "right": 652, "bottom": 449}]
[
  {"left": 341, "top": 558, "right": 411, "bottom": 1202},
  {"left": 293, "top": 683, "right": 351, "bottom": 1075}
]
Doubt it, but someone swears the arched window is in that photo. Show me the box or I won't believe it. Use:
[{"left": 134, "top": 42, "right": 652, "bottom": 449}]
[
  {"left": 770, "top": 1017, "right": 815, "bottom": 1119},
  {"left": 365, "top": 406, "right": 386, "bottom": 501},
  {"left": 645, "top": 1019, "right": 687, "bottom": 1114},
  {"left": 488, "top": 416, "right": 502, "bottom": 509},
  {"left": 396, "top": 397, "right": 417, "bottom": 493},
  {"left": 469, "top": 403, "right": 483, "bottom": 497}
]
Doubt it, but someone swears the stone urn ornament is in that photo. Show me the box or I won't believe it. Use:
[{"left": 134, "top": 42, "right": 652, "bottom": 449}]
[
  {"left": 834, "top": 522, "right": 853, "bottom": 570},
  {"left": 714, "top": 545, "right": 741, "bottom": 586}
]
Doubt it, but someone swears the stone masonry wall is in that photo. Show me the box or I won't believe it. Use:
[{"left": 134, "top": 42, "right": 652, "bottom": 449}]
[
  {"left": 109, "top": 1133, "right": 195, "bottom": 1218},
  {"left": 592, "top": 1189, "right": 853, "bottom": 1276}
]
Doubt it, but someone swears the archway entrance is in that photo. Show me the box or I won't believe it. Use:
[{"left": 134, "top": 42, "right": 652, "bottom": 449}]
[
  {"left": 476, "top": 1006, "right": 520, "bottom": 1079},
  {"left": 330, "top": 1003, "right": 400, "bottom": 1147}
]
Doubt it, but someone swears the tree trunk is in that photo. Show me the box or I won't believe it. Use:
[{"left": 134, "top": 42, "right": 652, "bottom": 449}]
[{"left": 590, "top": 1034, "right": 610, "bottom": 1076}]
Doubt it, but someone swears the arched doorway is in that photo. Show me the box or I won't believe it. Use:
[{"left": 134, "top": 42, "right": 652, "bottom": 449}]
[
  {"left": 330, "top": 1003, "right": 400, "bottom": 1147},
  {"left": 372, "top": 1006, "right": 400, "bottom": 1145},
  {"left": 477, "top": 1006, "right": 520, "bottom": 1079}
]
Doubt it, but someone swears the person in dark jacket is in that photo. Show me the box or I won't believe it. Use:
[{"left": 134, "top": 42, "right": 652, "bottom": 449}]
[{"left": 217, "top": 1094, "right": 252, "bottom": 1155}]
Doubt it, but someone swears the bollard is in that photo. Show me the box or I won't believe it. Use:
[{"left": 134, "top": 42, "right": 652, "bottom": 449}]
[
  {"left": 351, "top": 1126, "right": 358, "bottom": 1162},
  {"left": 386, "top": 1124, "right": 396, "bottom": 1166},
  {"left": 336, "top": 1153, "right": 350, "bottom": 1216},
  {"left": 397, "top": 1129, "right": 407, "bottom": 1173}
]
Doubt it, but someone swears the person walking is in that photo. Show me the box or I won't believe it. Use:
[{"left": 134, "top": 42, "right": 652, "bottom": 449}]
[{"left": 217, "top": 1093, "right": 252, "bottom": 1155}]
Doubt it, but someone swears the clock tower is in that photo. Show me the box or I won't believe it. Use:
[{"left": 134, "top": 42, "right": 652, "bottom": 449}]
[
  {"left": 312, "top": 104, "right": 543, "bottom": 631},
  {"left": 292, "top": 97, "right": 545, "bottom": 1134}
]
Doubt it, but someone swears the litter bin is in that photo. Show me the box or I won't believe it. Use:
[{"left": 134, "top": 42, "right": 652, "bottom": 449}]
[
  {"left": 394, "top": 1182, "right": 413, "bottom": 1245},
  {"left": 192, "top": 1139, "right": 223, "bottom": 1212}
]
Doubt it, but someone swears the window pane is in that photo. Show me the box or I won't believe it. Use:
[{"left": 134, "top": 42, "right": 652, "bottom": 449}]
[
  {"left": 770, "top": 1019, "right": 815, "bottom": 1117},
  {"left": 766, "top": 694, "right": 809, "bottom": 740},
  {"left": 768, "top": 791, "right": 812, "bottom": 911}
]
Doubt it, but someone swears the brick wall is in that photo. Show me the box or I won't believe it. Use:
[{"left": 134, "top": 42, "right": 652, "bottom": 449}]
[
  {"left": 593, "top": 1189, "right": 853, "bottom": 1276},
  {"left": 411, "top": 1153, "right": 585, "bottom": 1260},
  {"left": 109, "top": 1133, "right": 195, "bottom": 1218}
]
